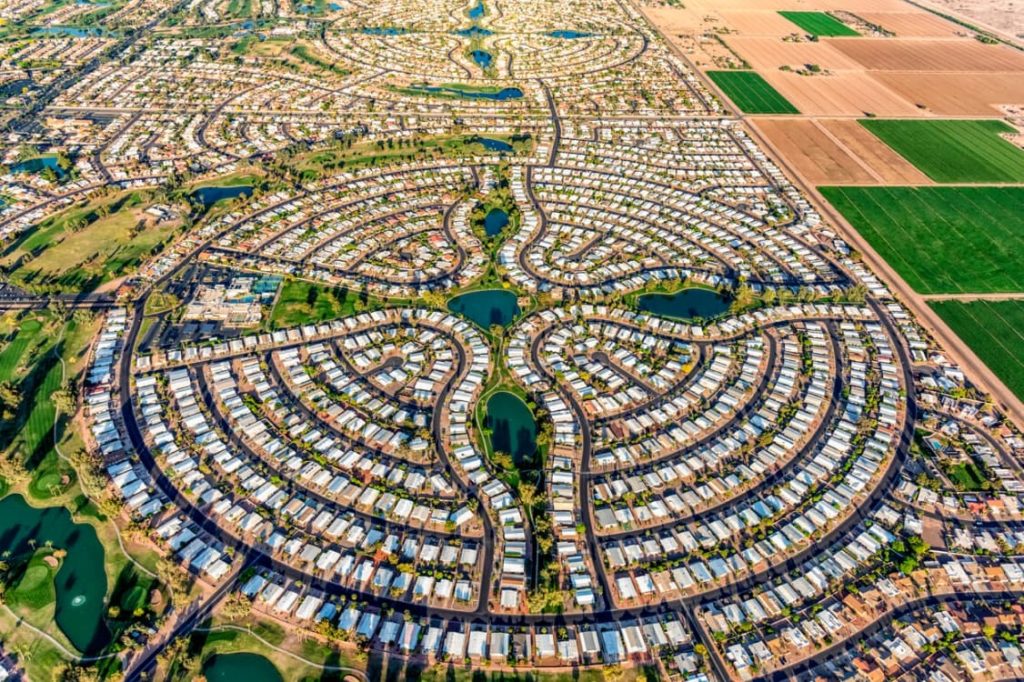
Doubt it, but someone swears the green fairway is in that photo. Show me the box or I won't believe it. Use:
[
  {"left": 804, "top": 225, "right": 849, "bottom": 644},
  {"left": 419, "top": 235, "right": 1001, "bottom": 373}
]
[
  {"left": 3, "top": 191, "right": 181, "bottom": 294},
  {"left": 7, "top": 554, "right": 57, "bottom": 611},
  {"left": 861, "top": 119, "right": 1024, "bottom": 183},
  {"left": 819, "top": 186, "right": 1024, "bottom": 294},
  {"left": 706, "top": 71, "right": 799, "bottom": 114},
  {"left": 930, "top": 299, "right": 1024, "bottom": 402},
  {"left": 0, "top": 318, "right": 44, "bottom": 383},
  {"left": 779, "top": 11, "right": 859, "bottom": 36}
]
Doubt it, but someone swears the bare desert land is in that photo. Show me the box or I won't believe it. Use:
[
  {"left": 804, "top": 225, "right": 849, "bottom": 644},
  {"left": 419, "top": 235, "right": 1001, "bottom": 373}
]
[{"left": 922, "top": 0, "right": 1023, "bottom": 40}]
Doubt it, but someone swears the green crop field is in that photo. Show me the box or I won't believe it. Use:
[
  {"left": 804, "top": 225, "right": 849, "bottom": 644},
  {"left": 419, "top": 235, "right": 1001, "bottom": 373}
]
[
  {"left": 861, "top": 119, "right": 1024, "bottom": 183},
  {"left": 819, "top": 186, "right": 1024, "bottom": 294},
  {"left": 930, "top": 300, "right": 1024, "bottom": 402},
  {"left": 779, "top": 11, "right": 859, "bottom": 36},
  {"left": 706, "top": 71, "right": 799, "bottom": 114}
]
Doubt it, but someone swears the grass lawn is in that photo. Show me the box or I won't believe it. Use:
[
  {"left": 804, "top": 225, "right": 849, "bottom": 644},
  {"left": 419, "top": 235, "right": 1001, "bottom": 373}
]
[
  {"left": 819, "top": 186, "right": 1024, "bottom": 294},
  {"left": 268, "top": 280, "right": 360, "bottom": 328},
  {"left": 706, "top": 71, "right": 799, "bottom": 114},
  {"left": 7, "top": 552, "right": 57, "bottom": 611},
  {"left": 860, "top": 119, "right": 1024, "bottom": 183},
  {"left": 0, "top": 605, "right": 70, "bottom": 681},
  {"left": 945, "top": 461, "right": 988, "bottom": 491},
  {"left": 182, "top": 614, "right": 362, "bottom": 681},
  {"left": 779, "top": 11, "right": 859, "bottom": 36},
  {"left": 930, "top": 299, "right": 1024, "bottom": 402},
  {"left": 4, "top": 191, "right": 181, "bottom": 293}
]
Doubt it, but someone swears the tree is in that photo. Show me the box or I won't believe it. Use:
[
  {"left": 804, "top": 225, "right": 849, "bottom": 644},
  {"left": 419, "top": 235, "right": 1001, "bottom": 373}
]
[
  {"left": 51, "top": 387, "right": 76, "bottom": 415},
  {"left": 421, "top": 290, "right": 447, "bottom": 309},
  {"left": 156, "top": 558, "right": 190, "bottom": 606},
  {"left": 0, "top": 382, "right": 19, "bottom": 420},
  {"left": 221, "top": 592, "right": 252, "bottom": 621},
  {"left": 731, "top": 284, "right": 756, "bottom": 312}
]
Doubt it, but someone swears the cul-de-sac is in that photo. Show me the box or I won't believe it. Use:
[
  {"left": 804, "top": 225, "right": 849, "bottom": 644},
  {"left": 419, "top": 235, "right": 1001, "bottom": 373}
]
[{"left": 0, "top": 0, "right": 1023, "bottom": 680}]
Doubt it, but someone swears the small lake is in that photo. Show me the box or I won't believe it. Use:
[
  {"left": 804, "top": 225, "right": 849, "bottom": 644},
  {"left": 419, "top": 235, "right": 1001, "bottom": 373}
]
[
  {"left": 448, "top": 289, "right": 519, "bottom": 328},
  {"left": 549, "top": 30, "right": 593, "bottom": 39},
  {"left": 468, "top": 0, "right": 485, "bottom": 19},
  {"left": 486, "top": 391, "right": 537, "bottom": 467},
  {"left": 9, "top": 156, "right": 64, "bottom": 177},
  {"left": 636, "top": 287, "right": 731, "bottom": 321},
  {"left": 483, "top": 207, "right": 508, "bottom": 236},
  {"left": 203, "top": 653, "right": 283, "bottom": 682},
  {"left": 192, "top": 184, "right": 253, "bottom": 208},
  {"left": 473, "top": 136, "right": 513, "bottom": 152},
  {"left": 471, "top": 49, "right": 492, "bottom": 69},
  {"left": 0, "top": 495, "right": 110, "bottom": 655}
]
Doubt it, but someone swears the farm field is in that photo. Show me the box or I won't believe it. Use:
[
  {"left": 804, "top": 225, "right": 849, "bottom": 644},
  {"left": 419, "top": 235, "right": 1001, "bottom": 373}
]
[
  {"left": 753, "top": 118, "right": 930, "bottom": 185},
  {"left": 831, "top": 38, "right": 1024, "bottom": 72},
  {"left": 860, "top": 119, "right": 1024, "bottom": 183},
  {"left": 819, "top": 186, "right": 1024, "bottom": 294},
  {"left": 778, "top": 11, "right": 859, "bottom": 36},
  {"left": 857, "top": 11, "right": 960, "bottom": 36},
  {"left": 871, "top": 72, "right": 1024, "bottom": 117},
  {"left": 930, "top": 300, "right": 1024, "bottom": 402},
  {"left": 706, "top": 70, "right": 798, "bottom": 114}
]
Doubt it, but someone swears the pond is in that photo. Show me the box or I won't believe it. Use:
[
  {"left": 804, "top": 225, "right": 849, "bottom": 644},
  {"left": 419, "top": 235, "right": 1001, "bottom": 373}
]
[
  {"left": 0, "top": 495, "right": 110, "bottom": 655},
  {"left": 361, "top": 26, "right": 408, "bottom": 35},
  {"left": 636, "top": 287, "right": 731, "bottom": 321},
  {"left": 406, "top": 84, "right": 522, "bottom": 101},
  {"left": 468, "top": 0, "right": 485, "bottom": 19},
  {"left": 486, "top": 391, "right": 537, "bottom": 467},
  {"left": 471, "top": 49, "right": 493, "bottom": 69},
  {"left": 453, "top": 26, "right": 493, "bottom": 38},
  {"left": 549, "top": 30, "right": 593, "bottom": 39},
  {"left": 473, "top": 136, "right": 513, "bottom": 153},
  {"left": 29, "top": 26, "right": 106, "bottom": 37},
  {"left": 192, "top": 184, "right": 253, "bottom": 208},
  {"left": 447, "top": 289, "right": 519, "bottom": 328},
  {"left": 9, "top": 156, "right": 64, "bottom": 177},
  {"left": 203, "top": 653, "right": 284, "bottom": 682},
  {"left": 483, "top": 207, "right": 508, "bottom": 236}
]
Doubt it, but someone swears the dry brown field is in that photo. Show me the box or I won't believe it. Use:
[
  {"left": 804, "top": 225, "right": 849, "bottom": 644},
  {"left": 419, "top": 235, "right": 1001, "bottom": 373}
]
[
  {"left": 818, "top": 119, "right": 932, "bottom": 182},
  {"left": 872, "top": 72, "right": 1024, "bottom": 116},
  {"left": 767, "top": 70, "right": 921, "bottom": 116},
  {"left": 752, "top": 118, "right": 933, "bottom": 184},
  {"left": 753, "top": 119, "right": 877, "bottom": 184},
  {"left": 856, "top": 11, "right": 962, "bottom": 36},
  {"left": 715, "top": 10, "right": 798, "bottom": 36},
  {"left": 831, "top": 38, "right": 1024, "bottom": 71},
  {"left": 726, "top": 35, "right": 863, "bottom": 72}
]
